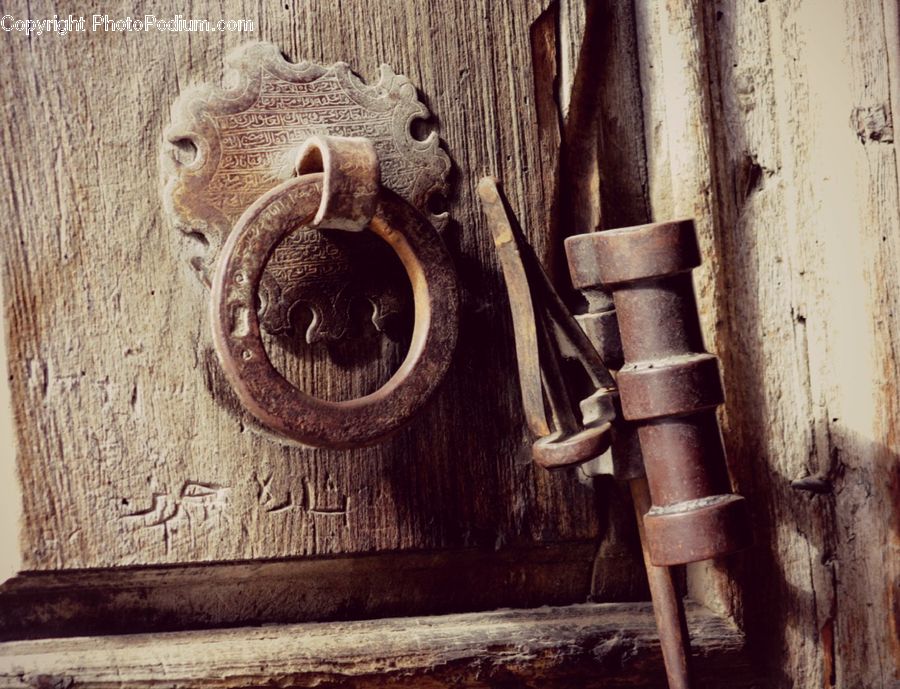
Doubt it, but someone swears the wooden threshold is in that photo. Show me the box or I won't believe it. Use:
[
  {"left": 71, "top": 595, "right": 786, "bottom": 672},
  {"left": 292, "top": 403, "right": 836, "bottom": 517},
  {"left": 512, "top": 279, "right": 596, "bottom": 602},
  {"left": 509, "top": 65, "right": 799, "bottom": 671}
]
[
  {"left": 0, "top": 543, "right": 600, "bottom": 640},
  {"left": 0, "top": 602, "right": 757, "bottom": 688}
]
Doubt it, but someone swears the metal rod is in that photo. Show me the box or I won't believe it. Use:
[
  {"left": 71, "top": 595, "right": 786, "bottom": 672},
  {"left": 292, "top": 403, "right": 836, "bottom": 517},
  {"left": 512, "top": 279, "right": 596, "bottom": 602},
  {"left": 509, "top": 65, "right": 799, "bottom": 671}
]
[{"left": 630, "top": 477, "right": 694, "bottom": 689}]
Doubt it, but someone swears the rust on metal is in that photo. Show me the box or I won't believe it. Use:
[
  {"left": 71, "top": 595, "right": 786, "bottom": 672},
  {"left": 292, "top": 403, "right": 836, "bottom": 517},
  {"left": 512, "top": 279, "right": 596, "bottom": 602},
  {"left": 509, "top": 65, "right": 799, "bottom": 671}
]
[
  {"left": 478, "top": 177, "right": 616, "bottom": 470},
  {"left": 566, "top": 217, "right": 692, "bottom": 689},
  {"left": 630, "top": 477, "right": 695, "bottom": 689},
  {"left": 478, "top": 178, "right": 549, "bottom": 438},
  {"left": 565, "top": 218, "right": 751, "bottom": 566},
  {"left": 210, "top": 136, "right": 458, "bottom": 448},
  {"left": 161, "top": 41, "right": 451, "bottom": 342},
  {"left": 295, "top": 136, "right": 380, "bottom": 232}
]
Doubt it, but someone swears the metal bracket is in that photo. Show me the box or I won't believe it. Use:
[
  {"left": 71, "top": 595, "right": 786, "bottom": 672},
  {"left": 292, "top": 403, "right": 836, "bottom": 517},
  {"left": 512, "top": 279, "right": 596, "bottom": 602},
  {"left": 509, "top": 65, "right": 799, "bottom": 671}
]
[{"left": 477, "top": 178, "right": 617, "bottom": 470}]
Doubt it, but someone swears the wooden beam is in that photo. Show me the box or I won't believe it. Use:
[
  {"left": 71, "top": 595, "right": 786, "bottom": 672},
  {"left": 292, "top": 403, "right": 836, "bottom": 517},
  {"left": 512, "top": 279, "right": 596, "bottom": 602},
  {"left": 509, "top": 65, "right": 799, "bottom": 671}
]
[
  {"left": 0, "top": 603, "right": 756, "bottom": 689},
  {"left": 0, "top": 544, "right": 595, "bottom": 640}
]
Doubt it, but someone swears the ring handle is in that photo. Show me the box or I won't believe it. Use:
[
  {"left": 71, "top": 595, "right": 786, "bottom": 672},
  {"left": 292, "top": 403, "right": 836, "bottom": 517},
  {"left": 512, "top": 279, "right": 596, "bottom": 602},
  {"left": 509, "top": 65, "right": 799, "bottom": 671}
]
[{"left": 210, "top": 136, "right": 458, "bottom": 448}]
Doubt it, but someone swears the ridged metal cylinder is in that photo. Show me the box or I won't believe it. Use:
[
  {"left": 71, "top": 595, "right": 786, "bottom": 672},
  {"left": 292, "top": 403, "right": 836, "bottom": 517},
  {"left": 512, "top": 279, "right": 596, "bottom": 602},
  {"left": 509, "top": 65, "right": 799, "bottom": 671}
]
[{"left": 566, "top": 219, "right": 751, "bottom": 566}]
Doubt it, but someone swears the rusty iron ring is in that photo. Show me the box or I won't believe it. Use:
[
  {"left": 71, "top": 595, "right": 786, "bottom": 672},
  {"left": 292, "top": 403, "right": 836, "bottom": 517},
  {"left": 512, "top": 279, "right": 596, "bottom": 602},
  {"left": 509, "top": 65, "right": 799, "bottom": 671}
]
[{"left": 210, "top": 149, "right": 458, "bottom": 448}]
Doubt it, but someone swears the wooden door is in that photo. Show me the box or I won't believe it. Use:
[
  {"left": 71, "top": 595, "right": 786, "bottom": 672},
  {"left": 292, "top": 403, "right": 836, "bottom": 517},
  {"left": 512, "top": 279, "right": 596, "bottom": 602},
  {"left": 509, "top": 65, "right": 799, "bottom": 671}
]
[
  {"left": 0, "top": 0, "right": 650, "bottom": 638},
  {"left": 1, "top": 1, "right": 897, "bottom": 688}
]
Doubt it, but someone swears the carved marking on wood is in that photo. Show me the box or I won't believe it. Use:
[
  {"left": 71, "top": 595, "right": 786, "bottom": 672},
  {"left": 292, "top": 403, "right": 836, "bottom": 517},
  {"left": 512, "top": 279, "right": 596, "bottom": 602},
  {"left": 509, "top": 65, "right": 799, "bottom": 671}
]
[
  {"left": 251, "top": 471, "right": 349, "bottom": 525},
  {"left": 306, "top": 476, "right": 350, "bottom": 524},
  {"left": 254, "top": 471, "right": 296, "bottom": 514},
  {"left": 120, "top": 481, "right": 230, "bottom": 553},
  {"left": 161, "top": 41, "right": 451, "bottom": 342}
]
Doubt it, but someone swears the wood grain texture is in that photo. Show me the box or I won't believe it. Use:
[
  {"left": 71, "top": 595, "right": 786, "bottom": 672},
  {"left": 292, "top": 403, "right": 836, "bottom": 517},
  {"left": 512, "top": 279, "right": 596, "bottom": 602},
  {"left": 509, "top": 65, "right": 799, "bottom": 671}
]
[
  {"left": 0, "top": 603, "right": 755, "bottom": 689},
  {"left": 8, "top": 1, "right": 898, "bottom": 686},
  {"left": 635, "top": 1, "right": 900, "bottom": 686},
  {"left": 0, "top": 278, "right": 21, "bottom": 583},
  {"left": 0, "top": 0, "right": 618, "bottom": 583}
]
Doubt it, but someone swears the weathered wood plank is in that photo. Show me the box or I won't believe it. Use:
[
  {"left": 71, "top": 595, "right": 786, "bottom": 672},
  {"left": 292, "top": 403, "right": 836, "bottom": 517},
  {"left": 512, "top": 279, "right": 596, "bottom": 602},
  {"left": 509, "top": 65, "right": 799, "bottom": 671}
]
[
  {"left": 0, "top": 543, "right": 597, "bottom": 640},
  {"left": 0, "top": 281, "right": 20, "bottom": 584},
  {"left": 635, "top": 0, "right": 900, "bottom": 686},
  {"left": 0, "top": 603, "right": 756, "bottom": 689}
]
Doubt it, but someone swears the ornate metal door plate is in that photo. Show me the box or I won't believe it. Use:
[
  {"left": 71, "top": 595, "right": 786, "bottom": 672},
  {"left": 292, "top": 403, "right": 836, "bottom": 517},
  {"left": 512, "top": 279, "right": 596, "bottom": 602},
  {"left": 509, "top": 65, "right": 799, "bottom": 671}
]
[{"left": 160, "top": 41, "right": 451, "bottom": 342}]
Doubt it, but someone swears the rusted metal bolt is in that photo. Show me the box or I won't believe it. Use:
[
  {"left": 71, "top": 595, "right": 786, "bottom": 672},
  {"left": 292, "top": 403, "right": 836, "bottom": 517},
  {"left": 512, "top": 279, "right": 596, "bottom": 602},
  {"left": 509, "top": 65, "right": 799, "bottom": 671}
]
[{"left": 565, "top": 219, "right": 751, "bottom": 566}]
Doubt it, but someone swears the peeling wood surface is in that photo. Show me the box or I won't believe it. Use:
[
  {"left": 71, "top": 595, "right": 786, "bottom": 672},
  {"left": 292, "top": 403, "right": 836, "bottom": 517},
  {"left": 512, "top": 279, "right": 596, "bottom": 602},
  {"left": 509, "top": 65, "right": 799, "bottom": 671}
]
[
  {"left": 634, "top": 1, "right": 900, "bottom": 687},
  {"left": 0, "top": 0, "right": 630, "bottom": 587},
  {"left": 0, "top": 603, "right": 755, "bottom": 689}
]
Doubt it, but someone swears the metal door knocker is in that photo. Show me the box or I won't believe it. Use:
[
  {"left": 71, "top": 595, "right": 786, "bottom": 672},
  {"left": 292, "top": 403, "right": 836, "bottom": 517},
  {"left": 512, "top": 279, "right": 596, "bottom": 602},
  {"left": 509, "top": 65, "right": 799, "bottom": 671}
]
[
  {"left": 160, "top": 43, "right": 458, "bottom": 448},
  {"left": 211, "top": 136, "right": 457, "bottom": 447}
]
